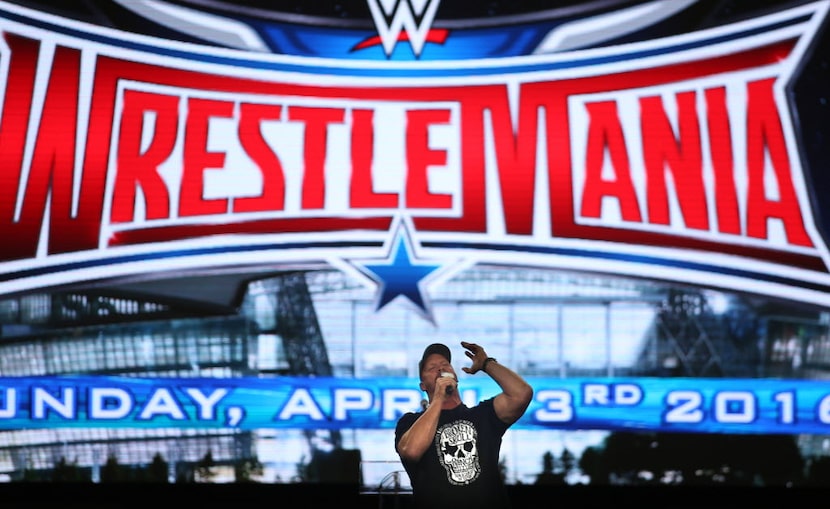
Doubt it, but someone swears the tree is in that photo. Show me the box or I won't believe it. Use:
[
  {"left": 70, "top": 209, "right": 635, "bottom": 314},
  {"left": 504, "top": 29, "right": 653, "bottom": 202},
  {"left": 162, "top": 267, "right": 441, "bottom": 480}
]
[
  {"left": 806, "top": 456, "right": 830, "bottom": 486},
  {"left": 234, "top": 455, "right": 264, "bottom": 483},
  {"left": 534, "top": 451, "right": 564, "bottom": 485},
  {"left": 100, "top": 453, "right": 124, "bottom": 482},
  {"left": 196, "top": 450, "right": 216, "bottom": 483},
  {"left": 578, "top": 446, "right": 608, "bottom": 484},
  {"left": 52, "top": 456, "right": 86, "bottom": 482},
  {"left": 20, "top": 466, "right": 42, "bottom": 482},
  {"left": 600, "top": 432, "right": 657, "bottom": 483},
  {"left": 592, "top": 431, "right": 806, "bottom": 486},
  {"left": 147, "top": 452, "right": 169, "bottom": 483},
  {"left": 560, "top": 447, "right": 576, "bottom": 480},
  {"left": 294, "top": 455, "right": 310, "bottom": 483}
]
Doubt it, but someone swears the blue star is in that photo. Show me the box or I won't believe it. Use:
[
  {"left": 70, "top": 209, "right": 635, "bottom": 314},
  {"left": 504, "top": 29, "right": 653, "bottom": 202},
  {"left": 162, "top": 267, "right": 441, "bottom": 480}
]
[{"left": 354, "top": 225, "right": 442, "bottom": 322}]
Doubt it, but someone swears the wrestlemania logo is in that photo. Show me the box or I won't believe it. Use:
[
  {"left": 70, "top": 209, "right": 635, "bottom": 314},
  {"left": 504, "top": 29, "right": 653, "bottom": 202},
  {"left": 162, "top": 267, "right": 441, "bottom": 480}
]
[{"left": 0, "top": 0, "right": 828, "bottom": 324}]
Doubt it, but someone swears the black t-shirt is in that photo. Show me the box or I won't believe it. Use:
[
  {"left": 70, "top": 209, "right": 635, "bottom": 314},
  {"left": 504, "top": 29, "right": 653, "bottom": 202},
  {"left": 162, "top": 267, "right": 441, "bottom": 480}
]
[{"left": 394, "top": 397, "right": 512, "bottom": 509}]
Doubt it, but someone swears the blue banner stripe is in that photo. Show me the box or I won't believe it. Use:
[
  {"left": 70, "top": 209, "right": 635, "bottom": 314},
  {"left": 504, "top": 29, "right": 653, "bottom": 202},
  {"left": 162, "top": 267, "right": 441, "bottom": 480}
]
[{"left": 3, "top": 375, "right": 830, "bottom": 434}]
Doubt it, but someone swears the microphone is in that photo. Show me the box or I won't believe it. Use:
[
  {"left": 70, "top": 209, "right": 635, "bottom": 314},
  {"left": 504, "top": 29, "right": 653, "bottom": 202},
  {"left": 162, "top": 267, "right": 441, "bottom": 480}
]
[{"left": 440, "top": 372, "right": 456, "bottom": 395}]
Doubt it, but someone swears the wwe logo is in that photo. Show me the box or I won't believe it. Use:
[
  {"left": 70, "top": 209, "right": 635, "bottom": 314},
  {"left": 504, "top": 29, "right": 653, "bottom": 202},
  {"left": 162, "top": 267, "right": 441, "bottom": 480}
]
[{"left": 367, "top": 0, "right": 441, "bottom": 57}]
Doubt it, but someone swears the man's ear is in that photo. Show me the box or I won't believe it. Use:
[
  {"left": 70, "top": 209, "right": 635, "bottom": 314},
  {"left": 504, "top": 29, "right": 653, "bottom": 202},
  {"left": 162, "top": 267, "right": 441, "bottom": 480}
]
[{"left": 419, "top": 382, "right": 426, "bottom": 392}]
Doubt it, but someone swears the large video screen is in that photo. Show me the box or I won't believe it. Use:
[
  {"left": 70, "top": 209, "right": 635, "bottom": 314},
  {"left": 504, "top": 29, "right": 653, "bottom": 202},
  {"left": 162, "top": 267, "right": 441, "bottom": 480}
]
[{"left": 0, "top": 0, "right": 829, "bottom": 489}]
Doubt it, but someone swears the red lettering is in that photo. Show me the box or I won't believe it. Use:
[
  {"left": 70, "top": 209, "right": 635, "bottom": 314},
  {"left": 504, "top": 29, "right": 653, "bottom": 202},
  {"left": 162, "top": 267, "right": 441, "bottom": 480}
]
[
  {"left": 641, "top": 91, "right": 707, "bottom": 229},
  {"left": 0, "top": 41, "right": 109, "bottom": 260},
  {"left": 581, "top": 101, "right": 642, "bottom": 222},
  {"left": 179, "top": 97, "right": 233, "bottom": 217},
  {"left": 234, "top": 102, "right": 286, "bottom": 213},
  {"left": 411, "top": 88, "right": 487, "bottom": 233},
  {"left": 745, "top": 78, "right": 812, "bottom": 246},
  {"left": 486, "top": 84, "right": 545, "bottom": 235},
  {"left": 350, "top": 108, "right": 397, "bottom": 209},
  {"left": 31, "top": 46, "right": 85, "bottom": 256},
  {"left": 406, "top": 108, "right": 451, "bottom": 209},
  {"left": 0, "top": 35, "right": 40, "bottom": 261},
  {"left": 289, "top": 106, "right": 345, "bottom": 210},
  {"left": 113, "top": 90, "right": 178, "bottom": 222},
  {"left": 705, "top": 86, "right": 741, "bottom": 235}
]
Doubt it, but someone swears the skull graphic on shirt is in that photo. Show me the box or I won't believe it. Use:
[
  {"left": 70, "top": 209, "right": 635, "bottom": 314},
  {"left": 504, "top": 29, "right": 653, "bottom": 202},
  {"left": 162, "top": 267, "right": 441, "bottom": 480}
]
[{"left": 436, "top": 419, "right": 480, "bottom": 485}]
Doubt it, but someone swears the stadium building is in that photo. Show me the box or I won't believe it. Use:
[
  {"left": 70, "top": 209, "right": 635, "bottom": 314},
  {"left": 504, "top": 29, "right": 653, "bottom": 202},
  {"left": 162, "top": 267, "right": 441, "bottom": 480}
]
[{"left": 0, "top": 266, "right": 826, "bottom": 487}]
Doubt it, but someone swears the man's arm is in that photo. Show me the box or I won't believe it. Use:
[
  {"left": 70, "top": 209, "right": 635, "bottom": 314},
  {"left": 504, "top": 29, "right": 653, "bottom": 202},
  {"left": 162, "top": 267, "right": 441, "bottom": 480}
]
[
  {"left": 461, "top": 341, "right": 533, "bottom": 425},
  {"left": 395, "top": 381, "right": 452, "bottom": 462}
]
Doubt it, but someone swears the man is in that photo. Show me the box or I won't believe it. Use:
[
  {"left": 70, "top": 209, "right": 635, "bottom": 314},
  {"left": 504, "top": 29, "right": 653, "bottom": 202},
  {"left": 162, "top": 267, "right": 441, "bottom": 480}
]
[{"left": 395, "top": 341, "right": 533, "bottom": 509}]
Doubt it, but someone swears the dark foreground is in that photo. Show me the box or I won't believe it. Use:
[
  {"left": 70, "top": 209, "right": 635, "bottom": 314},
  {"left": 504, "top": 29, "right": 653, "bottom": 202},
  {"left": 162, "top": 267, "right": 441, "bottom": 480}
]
[{"left": 0, "top": 483, "right": 827, "bottom": 509}]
